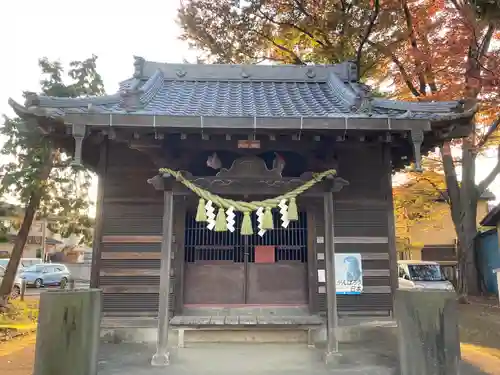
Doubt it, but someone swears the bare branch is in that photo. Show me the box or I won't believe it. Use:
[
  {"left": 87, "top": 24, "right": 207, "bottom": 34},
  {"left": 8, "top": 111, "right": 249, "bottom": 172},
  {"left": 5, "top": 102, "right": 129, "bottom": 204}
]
[
  {"left": 414, "top": 175, "right": 450, "bottom": 204},
  {"left": 367, "top": 40, "right": 421, "bottom": 97},
  {"left": 478, "top": 22, "right": 496, "bottom": 59},
  {"left": 255, "top": 8, "right": 327, "bottom": 48},
  {"left": 356, "top": 0, "right": 380, "bottom": 74},
  {"left": 401, "top": 0, "right": 427, "bottom": 95},
  {"left": 252, "top": 29, "right": 305, "bottom": 65},
  {"left": 293, "top": 0, "right": 312, "bottom": 18},
  {"left": 440, "top": 142, "right": 462, "bottom": 227},
  {"left": 476, "top": 114, "right": 500, "bottom": 150}
]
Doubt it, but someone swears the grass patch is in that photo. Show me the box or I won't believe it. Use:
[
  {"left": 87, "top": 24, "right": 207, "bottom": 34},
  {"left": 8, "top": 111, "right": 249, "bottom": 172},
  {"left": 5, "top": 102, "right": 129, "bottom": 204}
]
[{"left": 0, "top": 299, "right": 38, "bottom": 331}]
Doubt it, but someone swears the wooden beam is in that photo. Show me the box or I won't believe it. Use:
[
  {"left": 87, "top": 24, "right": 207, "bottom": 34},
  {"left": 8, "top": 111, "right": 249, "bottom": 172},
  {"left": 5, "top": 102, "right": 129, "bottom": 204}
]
[
  {"left": 99, "top": 269, "right": 160, "bottom": 277},
  {"left": 101, "top": 286, "right": 160, "bottom": 293},
  {"left": 101, "top": 252, "right": 161, "bottom": 260},
  {"left": 101, "top": 235, "right": 162, "bottom": 243}
]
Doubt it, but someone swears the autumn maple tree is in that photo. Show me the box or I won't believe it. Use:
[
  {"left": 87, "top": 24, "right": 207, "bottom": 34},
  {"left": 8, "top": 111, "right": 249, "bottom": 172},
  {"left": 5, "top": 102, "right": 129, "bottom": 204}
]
[
  {"left": 372, "top": 0, "right": 500, "bottom": 298},
  {"left": 178, "top": 0, "right": 500, "bottom": 297}
]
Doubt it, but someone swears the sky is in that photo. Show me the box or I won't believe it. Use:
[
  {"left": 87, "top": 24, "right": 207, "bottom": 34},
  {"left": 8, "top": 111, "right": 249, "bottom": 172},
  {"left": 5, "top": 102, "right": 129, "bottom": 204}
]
[{"left": 0, "top": 0, "right": 499, "bottom": 210}]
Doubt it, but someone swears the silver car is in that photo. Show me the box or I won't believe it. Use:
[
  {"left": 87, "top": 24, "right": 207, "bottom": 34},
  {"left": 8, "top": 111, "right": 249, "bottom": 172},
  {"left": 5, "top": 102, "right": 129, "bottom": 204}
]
[{"left": 20, "top": 263, "right": 71, "bottom": 288}]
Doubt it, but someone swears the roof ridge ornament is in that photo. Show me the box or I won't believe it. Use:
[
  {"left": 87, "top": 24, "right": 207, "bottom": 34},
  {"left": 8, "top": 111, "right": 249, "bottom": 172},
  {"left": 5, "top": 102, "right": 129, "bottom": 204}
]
[
  {"left": 352, "top": 83, "right": 373, "bottom": 115},
  {"left": 24, "top": 92, "right": 40, "bottom": 107},
  {"left": 176, "top": 69, "right": 187, "bottom": 78},
  {"left": 120, "top": 87, "right": 144, "bottom": 112},
  {"left": 306, "top": 68, "right": 316, "bottom": 79},
  {"left": 347, "top": 60, "right": 358, "bottom": 82},
  {"left": 133, "top": 56, "right": 146, "bottom": 79}
]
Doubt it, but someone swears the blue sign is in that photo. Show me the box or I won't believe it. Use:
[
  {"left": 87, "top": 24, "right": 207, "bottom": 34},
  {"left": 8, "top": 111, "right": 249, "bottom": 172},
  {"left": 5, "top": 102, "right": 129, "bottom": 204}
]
[{"left": 335, "top": 253, "right": 363, "bottom": 295}]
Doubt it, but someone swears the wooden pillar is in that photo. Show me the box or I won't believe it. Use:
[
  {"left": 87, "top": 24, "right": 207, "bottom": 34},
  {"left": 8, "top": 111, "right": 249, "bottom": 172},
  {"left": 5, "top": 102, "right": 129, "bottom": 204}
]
[
  {"left": 151, "top": 189, "right": 174, "bottom": 366},
  {"left": 383, "top": 144, "right": 398, "bottom": 300},
  {"left": 90, "top": 137, "right": 108, "bottom": 289},
  {"left": 323, "top": 180, "right": 339, "bottom": 362}
]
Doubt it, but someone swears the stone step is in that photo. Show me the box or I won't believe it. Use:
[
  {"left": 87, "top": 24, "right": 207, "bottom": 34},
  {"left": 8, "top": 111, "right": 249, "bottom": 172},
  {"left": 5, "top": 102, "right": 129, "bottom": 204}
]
[
  {"left": 170, "top": 314, "right": 324, "bottom": 327},
  {"left": 182, "top": 328, "right": 310, "bottom": 345},
  {"left": 182, "top": 305, "right": 312, "bottom": 317}
]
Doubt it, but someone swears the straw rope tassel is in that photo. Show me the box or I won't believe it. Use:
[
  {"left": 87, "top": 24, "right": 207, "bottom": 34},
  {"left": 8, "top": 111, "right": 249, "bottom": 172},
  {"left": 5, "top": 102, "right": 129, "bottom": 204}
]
[{"left": 158, "top": 167, "right": 337, "bottom": 235}]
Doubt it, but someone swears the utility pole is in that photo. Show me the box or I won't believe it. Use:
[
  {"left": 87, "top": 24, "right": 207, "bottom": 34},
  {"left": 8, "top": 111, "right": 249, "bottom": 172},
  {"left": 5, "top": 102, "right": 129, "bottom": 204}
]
[{"left": 41, "top": 219, "right": 47, "bottom": 262}]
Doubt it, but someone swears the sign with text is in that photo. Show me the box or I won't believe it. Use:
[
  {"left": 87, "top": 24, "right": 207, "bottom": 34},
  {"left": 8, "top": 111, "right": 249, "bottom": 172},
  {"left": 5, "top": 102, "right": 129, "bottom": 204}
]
[
  {"left": 335, "top": 253, "right": 363, "bottom": 295},
  {"left": 255, "top": 246, "right": 275, "bottom": 263},
  {"left": 238, "top": 140, "right": 261, "bottom": 149}
]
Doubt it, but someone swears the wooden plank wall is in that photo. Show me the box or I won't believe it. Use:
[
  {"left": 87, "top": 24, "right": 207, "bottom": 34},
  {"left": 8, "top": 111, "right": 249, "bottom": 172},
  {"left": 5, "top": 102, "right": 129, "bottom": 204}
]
[
  {"left": 93, "top": 141, "right": 396, "bottom": 318},
  {"left": 94, "top": 142, "right": 179, "bottom": 317},
  {"left": 315, "top": 143, "right": 396, "bottom": 317}
]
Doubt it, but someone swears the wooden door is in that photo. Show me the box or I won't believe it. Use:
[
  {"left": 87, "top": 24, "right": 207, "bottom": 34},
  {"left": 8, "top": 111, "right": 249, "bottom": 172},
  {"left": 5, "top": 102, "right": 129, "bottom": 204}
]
[
  {"left": 246, "top": 211, "right": 309, "bottom": 305},
  {"left": 183, "top": 212, "right": 246, "bottom": 305},
  {"left": 183, "top": 210, "right": 308, "bottom": 306}
]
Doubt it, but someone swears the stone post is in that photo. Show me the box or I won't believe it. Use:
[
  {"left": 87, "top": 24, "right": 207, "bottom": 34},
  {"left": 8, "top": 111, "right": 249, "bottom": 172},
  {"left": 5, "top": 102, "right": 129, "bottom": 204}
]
[
  {"left": 33, "top": 289, "right": 102, "bottom": 375},
  {"left": 395, "top": 289, "right": 460, "bottom": 375}
]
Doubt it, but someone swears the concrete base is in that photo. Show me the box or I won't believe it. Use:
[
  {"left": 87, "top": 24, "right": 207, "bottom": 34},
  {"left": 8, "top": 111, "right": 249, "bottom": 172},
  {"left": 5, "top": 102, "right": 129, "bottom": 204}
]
[
  {"left": 151, "top": 352, "right": 170, "bottom": 367},
  {"left": 101, "top": 328, "right": 160, "bottom": 344},
  {"left": 181, "top": 328, "right": 308, "bottom": 345},
  {"left": 97, "top": 342, "right": 399, "bottom": 375},
  {"left": 323, "top": 351, "right": 342, "bottom": 366},
  {"left": 100, "top": 318, "right": 397, "bottom": 347}
]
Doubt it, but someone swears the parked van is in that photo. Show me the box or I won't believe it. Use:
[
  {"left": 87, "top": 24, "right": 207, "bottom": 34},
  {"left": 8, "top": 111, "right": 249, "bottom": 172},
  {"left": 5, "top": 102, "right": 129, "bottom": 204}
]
[{"left": 398, "top": 260, "right": 455, "bottom": 291}]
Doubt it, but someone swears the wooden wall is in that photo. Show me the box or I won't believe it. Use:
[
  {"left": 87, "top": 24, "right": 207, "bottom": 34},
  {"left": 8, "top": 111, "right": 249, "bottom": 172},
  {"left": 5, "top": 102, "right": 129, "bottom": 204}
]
[
  {"left": 314, "top": 143, "right": 396, "bottom": 317},
  {"left": 94, "top": 141, "right": 178, "bottom": 317},
  {"left": 91, "top": 140, "right": 397, "bottom": 318}
]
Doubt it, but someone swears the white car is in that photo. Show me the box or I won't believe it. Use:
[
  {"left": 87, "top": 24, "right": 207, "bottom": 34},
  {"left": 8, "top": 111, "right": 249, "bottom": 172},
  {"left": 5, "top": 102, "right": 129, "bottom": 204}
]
[
  {"left": 398, "top": 260, "right": 455, "bottom": 291},
  {"left": 0, "top": 263, "right": 24, "bottom": 298}
]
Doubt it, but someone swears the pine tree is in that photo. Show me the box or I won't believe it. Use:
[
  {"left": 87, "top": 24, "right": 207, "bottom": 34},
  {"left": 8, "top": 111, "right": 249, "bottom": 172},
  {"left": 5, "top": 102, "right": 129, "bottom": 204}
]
[{"left": 0, "top": 56, "right": 105, "bottom": 307}]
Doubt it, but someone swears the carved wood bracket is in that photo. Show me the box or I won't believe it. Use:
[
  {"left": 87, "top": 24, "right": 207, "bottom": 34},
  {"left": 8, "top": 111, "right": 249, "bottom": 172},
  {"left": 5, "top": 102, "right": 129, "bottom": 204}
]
[{"left": 147, "top": 155, "right": 349, "bottom": 195}]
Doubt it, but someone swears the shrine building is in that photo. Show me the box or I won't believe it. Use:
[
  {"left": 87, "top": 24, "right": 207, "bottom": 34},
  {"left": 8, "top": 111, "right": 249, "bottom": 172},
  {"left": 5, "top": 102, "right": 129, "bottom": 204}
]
[{"left": 9, "top": 57, "right": 474, "bottom": 358}]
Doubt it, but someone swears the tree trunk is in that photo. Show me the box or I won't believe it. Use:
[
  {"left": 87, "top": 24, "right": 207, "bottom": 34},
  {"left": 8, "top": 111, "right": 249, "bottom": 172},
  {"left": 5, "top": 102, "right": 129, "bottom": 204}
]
[
  {"left": 440, "top": 141, "right": 480, "bottom": 300},
  {"left": 0, "top": 151, "right": 55, "bottom": 308},
  {"left": 459, "top": 136, "right": 480, "bottom": 297}
]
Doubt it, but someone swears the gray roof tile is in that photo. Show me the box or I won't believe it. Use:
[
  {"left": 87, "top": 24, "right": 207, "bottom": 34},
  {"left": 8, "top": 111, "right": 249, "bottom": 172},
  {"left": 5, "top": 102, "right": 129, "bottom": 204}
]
[
  {"left": 11, "top": 58, "right": 475, "bottom": 124},
  {"left": 137, "top": 80, "right": 351, "bottom": 117}
]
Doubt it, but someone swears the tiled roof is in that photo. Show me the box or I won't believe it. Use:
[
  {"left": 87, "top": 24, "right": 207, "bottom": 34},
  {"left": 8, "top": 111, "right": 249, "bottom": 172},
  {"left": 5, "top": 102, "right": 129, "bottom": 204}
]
[{"left": 10, "top": 57, "right": 475, "bottom": 125}]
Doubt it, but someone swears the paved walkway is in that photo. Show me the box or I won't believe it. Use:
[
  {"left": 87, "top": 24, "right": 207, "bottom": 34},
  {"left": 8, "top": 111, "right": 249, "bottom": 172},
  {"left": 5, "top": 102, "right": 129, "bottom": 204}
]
[
  {"left": 97, "top": 342, "right": 490, "bottom": 375},
  {"left": 98, "top": 342, "right": 395, "bottom": 375}
]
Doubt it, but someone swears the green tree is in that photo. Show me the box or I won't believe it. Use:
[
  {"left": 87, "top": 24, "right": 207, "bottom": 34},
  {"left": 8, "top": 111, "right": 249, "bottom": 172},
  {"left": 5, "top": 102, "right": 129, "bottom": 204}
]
[
  {"left": 178, "top": 0, "right": 500, "bottom": 298},
  {"left": 178, "top": 0, "right": 387, "bottom": 73},
  {"left": 0, "top": 56, "right": 104, "bottom": 306}
]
